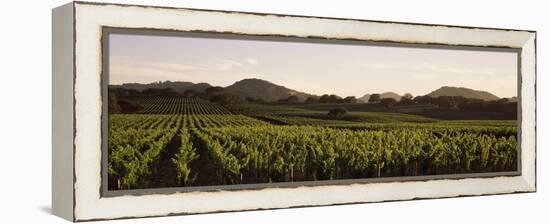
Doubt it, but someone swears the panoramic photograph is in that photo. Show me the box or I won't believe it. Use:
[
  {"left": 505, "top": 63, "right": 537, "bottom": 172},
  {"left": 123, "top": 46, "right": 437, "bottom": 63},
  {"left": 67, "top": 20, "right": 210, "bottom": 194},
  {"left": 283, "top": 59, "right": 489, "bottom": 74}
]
[{"left": 106, "top": 32, "right": 518, "bottom": 191}]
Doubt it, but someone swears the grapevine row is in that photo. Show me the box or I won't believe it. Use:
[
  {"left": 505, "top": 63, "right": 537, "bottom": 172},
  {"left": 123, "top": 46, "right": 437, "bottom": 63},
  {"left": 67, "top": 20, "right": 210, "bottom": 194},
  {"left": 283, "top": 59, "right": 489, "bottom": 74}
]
[
  {"left": 136, "top": 97, "right": 232, "bottom": 115},
  {"left": 191, "top": 126, "right": 517, "bottom": 184}
]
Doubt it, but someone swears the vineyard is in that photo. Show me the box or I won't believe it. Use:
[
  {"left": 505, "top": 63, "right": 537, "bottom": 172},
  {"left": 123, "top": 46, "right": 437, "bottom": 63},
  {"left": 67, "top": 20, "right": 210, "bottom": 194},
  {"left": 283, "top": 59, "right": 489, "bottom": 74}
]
[{"left": 108, "top": 97, "right": 518, "bottom": 190}]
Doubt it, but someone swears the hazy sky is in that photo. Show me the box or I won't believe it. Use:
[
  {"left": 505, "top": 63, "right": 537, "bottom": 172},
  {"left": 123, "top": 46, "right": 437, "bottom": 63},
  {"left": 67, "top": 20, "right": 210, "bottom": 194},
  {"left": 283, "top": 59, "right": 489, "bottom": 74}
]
[{"left": 109, "top": 33, "right": 518, "bottom": 98}]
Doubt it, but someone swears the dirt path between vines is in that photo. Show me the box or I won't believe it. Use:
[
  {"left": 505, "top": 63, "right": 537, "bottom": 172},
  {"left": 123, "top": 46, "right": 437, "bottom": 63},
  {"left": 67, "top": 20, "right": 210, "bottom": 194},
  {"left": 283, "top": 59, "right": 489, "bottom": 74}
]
[
  {"left": 149, "top": 134, "right": 180, "bottom": 188},
  {"left": 189, "top": 138, "right": 219, "bottom": 186}
]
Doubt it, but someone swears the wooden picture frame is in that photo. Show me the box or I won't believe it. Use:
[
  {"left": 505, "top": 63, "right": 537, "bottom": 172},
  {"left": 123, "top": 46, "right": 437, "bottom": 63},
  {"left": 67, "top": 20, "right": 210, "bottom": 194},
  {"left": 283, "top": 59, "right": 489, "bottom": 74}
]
[{"left": 52, "top": 1, "right": 536, "bottom": 222}]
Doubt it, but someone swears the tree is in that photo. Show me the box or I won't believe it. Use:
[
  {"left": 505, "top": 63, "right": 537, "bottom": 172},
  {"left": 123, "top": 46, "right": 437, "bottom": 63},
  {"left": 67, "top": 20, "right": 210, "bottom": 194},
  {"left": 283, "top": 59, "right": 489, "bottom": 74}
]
[
  {"left": 380, "top": 98, "right": 397, "bottom": 108},
  {"left": 108, "top": 93, "right": 121, "bottom": 113},
  {"left": 368, "top": 94, "right": 381, "bottom": 103},
  {"left": 433, "top": 96, "right": 456, "bottom": 108},
  {"left": 183, "top": 89, "right": 197, "bottom": 97},
  {"left": 319, "top": 94, "right": 342, "bottom": 103},
  {"left": 109, "top": 87, "right": 141, "bottom": 97},
  {"left": 342, "top": 96, "right": 358, "bottom": 103},
  {"left": 305, "top": 97, "right": 319, "bottom": 104},
  {"left": 328, "top": 107, "right": 348, "bottom": 118},
  {"left": 400, "top": 93, "right": 414, "bottom": 105},
  {"left": 118, "top": 100, "right": 143, "bottom": 113},
  {"left": 204, "top": 86, "right": 226, "bottom": 97},
  {"left": 279, "top": 95, "right": 300, "bottom": 103},
  {"left": 497, "top": 98, "right": 510, "bottom": 104},
  {"left": 210, "top": 92, "right": 245, "bottom": 106},
  {"left": 329, "top": 94, "right": 342, "bottom": 103},
  {"left": 319, "top": 94, "right": 330, "bottom": 103},
  {"left": 141, "top": 88, "right": 178, "bottom": 97},
  {"left": 414, "top": 95, "right": 433, "bottom": 104},
  {"left": 204, "top": 86, "right": 245, "bottom": 106}
]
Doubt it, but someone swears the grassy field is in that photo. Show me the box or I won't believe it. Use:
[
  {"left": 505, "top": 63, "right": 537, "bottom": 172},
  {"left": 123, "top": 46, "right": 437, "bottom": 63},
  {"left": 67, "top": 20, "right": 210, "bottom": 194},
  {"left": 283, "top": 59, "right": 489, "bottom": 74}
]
[
  {"left": 108, "top": 97, "right": 518, "bottom": 190},
  {"left": 233, "top": 101, "right": 517, "bottom": 120}
]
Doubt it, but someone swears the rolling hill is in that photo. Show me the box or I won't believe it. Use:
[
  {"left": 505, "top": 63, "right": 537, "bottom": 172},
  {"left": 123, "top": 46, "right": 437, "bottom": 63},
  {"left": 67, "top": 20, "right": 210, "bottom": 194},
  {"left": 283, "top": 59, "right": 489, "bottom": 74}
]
[
  {"left": 111, "top": 79, "right": 502, "bottom": 104},
  {"left": 225, "top": 78, "right": 315, "bottom": 102},
  {"left": 427, "top": 86, "right": 499, "bottom": 101}
]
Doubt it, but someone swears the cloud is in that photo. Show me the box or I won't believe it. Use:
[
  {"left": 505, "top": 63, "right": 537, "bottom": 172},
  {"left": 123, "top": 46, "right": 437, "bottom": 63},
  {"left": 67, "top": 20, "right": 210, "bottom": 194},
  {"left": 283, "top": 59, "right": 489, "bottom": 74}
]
[
  {"left": 109, "top": 56, "right": 248, "bottom": 84},
  {"left": 208, "top": 57, "right": 244, "bottom": 71},
  {"left": 347, "top": 61, "right": 499, "bottom": 76},
  {"left": 245, "top": 58, "right": 258, "bottom": 65},
  {"left": 110, "top": 56, "right": 244, "bottom": 74},
  {"left": 347, "top": 61, "right": 393, "bottom": 69},
  {"left": 414, "top": 63, "right": 498, "bottom": 76}
]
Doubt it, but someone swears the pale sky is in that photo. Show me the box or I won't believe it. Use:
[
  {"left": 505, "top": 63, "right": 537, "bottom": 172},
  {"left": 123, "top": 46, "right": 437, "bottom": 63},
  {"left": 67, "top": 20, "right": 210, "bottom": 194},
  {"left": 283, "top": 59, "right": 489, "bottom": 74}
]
[{"left": 109, "top": 33, "right": 518, "bottom": 98}]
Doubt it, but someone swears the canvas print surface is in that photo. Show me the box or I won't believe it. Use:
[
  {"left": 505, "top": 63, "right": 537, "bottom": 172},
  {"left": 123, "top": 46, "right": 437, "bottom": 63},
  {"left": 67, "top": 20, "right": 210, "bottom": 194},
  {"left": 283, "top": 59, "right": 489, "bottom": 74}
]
[{"left": 106, "top": 31, "right": 519, "bottom": 191}]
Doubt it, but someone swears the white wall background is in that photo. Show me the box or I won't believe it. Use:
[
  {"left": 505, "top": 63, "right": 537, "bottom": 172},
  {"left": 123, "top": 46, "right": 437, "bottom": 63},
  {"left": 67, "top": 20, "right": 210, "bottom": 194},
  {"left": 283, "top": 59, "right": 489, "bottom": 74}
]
[{"left": 0, "top": 0, "right": 546, "bottom": 223}]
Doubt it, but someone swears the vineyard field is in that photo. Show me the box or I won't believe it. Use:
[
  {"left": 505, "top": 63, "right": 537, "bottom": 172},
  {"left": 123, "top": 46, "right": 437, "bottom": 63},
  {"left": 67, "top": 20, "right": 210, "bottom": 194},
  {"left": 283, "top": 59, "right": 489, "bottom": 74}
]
[{"left": 108, "top": 96, "right": 518, "bottom": 190}]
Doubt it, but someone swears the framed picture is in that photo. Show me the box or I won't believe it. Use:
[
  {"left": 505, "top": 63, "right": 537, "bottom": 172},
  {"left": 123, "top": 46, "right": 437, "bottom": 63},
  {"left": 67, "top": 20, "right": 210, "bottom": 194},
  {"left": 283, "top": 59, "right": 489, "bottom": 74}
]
[{"left": 52, "top": 1, "right": 536, "bottom": 222}]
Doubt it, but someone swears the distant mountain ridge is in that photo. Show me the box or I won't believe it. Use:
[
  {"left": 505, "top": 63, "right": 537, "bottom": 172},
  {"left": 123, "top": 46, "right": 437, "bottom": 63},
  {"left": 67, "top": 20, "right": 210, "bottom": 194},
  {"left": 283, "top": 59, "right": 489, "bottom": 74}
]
[
  {"left": 427, "top": 86, "right": 500, "bottom": 101},
  {"left": 110, "top": 79, "right": 503, "bottom": 103},
  {"left": 110, "top": 78, "right": 315, "bottom": 102},
  {"left": 225, "top": 78, "right": 315, "bottom": 102},
  {"left": 110, "top": 81, "right": 212, "bottom": 93}
]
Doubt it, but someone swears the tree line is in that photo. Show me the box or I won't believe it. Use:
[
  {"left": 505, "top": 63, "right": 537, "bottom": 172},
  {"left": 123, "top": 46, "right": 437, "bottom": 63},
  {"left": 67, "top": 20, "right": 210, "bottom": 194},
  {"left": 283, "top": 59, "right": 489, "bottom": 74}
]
[
  {"left": 109, "top": 87, "right": 516, "bottom": 116},
  {"left": 109, "top": 87, "right": 246, "bottom": 113}
]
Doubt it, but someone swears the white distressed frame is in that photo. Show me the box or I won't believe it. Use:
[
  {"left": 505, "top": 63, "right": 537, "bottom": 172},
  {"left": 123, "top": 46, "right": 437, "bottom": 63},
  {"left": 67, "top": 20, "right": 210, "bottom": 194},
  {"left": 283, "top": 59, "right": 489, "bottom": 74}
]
[{"left": 66, "top": 2, "right": 535, "bottom": 221}]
